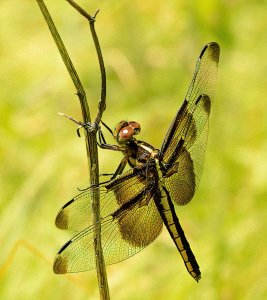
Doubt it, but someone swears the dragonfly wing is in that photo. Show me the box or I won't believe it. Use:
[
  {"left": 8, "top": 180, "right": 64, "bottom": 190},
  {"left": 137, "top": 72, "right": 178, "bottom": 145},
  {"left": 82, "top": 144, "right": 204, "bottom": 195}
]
[
  {"left": 55, "top": 167, "right": 151, "bottom": 232},
  {"left": 160, "top": 42, "right": 220, "bottom": 205},
  {"left": 54, "top": 168, "right": 163, "bottom": 274}
]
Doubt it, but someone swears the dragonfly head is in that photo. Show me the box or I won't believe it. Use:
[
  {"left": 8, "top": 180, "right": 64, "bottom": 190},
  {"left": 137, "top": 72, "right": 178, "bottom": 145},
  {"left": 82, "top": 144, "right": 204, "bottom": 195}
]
[{"left": 113, "top": 120, "right": 141, "bottom": 144}]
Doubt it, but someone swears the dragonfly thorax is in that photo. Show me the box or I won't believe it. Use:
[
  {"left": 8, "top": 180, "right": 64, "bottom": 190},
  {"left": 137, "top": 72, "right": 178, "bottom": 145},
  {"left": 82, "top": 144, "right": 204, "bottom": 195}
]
[{"left": 125, "top": 140, "right": 160, "bottom": 168}]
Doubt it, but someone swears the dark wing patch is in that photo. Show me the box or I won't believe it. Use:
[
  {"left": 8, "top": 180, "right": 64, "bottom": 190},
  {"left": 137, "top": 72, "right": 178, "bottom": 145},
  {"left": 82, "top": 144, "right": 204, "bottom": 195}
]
[{"left": 164, "top": 147, "right": 195, "bottom": 205}]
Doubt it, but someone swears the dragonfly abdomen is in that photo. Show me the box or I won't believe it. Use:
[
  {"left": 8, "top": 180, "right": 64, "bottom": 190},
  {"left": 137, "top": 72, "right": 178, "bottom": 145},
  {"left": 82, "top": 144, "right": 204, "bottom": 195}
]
[{"left": 154, "top": 186, "right": 201, "bottom": 281}]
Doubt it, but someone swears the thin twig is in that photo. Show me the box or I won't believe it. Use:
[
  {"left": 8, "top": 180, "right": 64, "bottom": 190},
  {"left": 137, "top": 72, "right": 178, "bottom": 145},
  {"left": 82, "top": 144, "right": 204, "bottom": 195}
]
[
  {"left": 36, "top": 1, "right": 110, "bottom": 299},
  {"left": 66, "top": 0, "right": 107, "bottom": 125}
]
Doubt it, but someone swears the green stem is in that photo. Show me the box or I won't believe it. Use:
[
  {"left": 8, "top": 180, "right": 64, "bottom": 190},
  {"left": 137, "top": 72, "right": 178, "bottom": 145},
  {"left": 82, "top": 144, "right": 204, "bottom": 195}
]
[{"left": 36, "top": 1, "right": 110, "bottom": 299}]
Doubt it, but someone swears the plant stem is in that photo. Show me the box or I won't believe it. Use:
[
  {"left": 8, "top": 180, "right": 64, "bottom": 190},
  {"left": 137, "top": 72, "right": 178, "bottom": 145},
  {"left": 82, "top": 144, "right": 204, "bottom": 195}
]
[{"left": 36, "top": 1, "right": 110, "bottom": 299}]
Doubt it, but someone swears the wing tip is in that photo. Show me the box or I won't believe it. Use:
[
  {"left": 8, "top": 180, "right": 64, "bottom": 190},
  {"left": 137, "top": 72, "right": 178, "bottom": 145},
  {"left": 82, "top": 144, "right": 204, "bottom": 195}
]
[
  {"left": 55, "top": 198, "right": 75, "bottom": 229},
  {"left": 208, "top": 42, "right": 220, "bottom": 63},
  {"left": 55, "top": 209, "right": 69, "bottom": 229},
  {"left": 53, "top": 255, "right": 68, "bottom": 274},
  {"left": 200, "top": 42, "right": 220, "bottom": 63}
]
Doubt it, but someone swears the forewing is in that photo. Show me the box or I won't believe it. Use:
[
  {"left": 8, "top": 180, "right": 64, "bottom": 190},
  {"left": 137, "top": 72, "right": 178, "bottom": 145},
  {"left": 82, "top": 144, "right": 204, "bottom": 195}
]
[
  {"left": 160, "top": 42, "right": 220, "bottom": 205},
  {"left": 54, "top": 169, "right": 163, "bottom": 274}
]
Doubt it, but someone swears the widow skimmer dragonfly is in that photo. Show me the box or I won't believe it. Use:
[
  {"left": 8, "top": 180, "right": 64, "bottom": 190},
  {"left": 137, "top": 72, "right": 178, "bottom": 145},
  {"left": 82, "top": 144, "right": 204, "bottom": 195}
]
[{"left": 53, "top": 42, "right": 220, "bottom": 281}]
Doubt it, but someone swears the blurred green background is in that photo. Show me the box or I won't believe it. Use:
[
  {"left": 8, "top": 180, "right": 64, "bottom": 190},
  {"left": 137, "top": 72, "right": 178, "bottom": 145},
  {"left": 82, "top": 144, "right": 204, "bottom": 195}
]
[{"left": 1, "top": 0, "right": 267, "bottom": 299}]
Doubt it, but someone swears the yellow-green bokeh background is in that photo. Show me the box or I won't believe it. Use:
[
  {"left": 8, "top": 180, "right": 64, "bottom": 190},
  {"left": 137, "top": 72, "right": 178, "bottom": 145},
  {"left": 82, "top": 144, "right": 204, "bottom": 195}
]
[{"left": 1, "top": 1, "right": 267, "bottom": 299}]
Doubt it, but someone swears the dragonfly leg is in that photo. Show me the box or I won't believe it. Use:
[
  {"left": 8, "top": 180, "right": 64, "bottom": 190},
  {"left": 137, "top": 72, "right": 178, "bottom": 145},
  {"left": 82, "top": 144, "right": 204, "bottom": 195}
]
[
  {"left": 99, "top": 173, "right": 114, "bottom": 177},
  {"left": 110, "top": 157, "right": 128, "bottom": 179}
]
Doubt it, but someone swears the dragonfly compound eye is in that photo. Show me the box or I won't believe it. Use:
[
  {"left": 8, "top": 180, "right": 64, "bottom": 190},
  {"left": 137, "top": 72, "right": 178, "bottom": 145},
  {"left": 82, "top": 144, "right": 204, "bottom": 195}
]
[
  {"left": 113, "top": 120, "right": 129, "bottom": 139},
  {"left": 118, "top": 126, "right": 134, "bottom": 143},
  {"left": 128, "top": 121, "right": 141, "bottom": 135}
]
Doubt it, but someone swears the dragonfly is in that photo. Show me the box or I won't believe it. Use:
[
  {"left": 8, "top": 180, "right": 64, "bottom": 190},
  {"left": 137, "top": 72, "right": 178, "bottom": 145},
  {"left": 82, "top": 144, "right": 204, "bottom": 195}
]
[{"left": 53, "top": 42, "right": 220, "bottom": 281}]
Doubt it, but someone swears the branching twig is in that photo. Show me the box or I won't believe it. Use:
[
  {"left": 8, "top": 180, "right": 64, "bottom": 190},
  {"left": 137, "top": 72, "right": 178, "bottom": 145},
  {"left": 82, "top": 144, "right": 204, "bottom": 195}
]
[
  {"left": 66, "top": 0, "right": 107, "bottom": 125},
  {"left": 36, "top": 1, "right": 110, "bottom": 299}
]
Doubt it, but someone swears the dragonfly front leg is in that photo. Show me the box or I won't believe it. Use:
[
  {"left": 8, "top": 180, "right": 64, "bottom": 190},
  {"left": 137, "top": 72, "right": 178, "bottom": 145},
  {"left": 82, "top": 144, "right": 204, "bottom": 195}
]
[
  {"left": 79, "top": 122, "right": 124, "bottom": 152},
  {"left": 95, "top": 125, "right": 128, "bottom": 179},
  {"left": 93, "top": 123, "right": 124, "bottom": 152}
]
